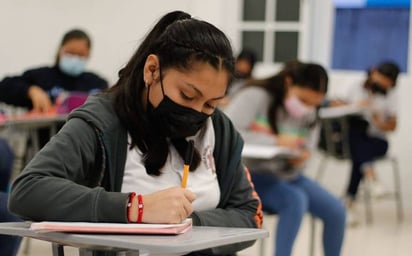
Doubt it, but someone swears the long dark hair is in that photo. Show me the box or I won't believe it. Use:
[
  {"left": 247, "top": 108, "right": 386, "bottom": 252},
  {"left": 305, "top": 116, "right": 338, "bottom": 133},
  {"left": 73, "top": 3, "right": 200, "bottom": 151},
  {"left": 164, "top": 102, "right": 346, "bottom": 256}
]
[
  {"left": 108, "top": 11, "right": 235, "bottom": 175},
  {"left": 54, "top": 29, "right": 91, "bottom": 65},
  {"left": 246, "top": 60, "right": 328, "bottom": 133}
]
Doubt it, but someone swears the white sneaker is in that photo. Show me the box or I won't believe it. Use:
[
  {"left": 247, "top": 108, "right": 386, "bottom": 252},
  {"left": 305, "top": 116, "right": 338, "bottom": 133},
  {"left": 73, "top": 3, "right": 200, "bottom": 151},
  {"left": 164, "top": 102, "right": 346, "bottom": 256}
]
[
  {"left": 365, "top": 179, "right": 388, "bottom": 199},
  {"left": 343, "top": 198, "right": 360, "bottom": 227},
  {"left": 346, "top": 206, "right": 360, "bottom": 227}
]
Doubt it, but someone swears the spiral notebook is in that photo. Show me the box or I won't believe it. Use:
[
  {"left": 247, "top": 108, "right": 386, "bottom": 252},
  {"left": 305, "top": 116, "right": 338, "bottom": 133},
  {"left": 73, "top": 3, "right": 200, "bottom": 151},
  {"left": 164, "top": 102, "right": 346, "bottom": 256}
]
[{"left": 30, "top": 218, "right": 192, "bottom": 235}]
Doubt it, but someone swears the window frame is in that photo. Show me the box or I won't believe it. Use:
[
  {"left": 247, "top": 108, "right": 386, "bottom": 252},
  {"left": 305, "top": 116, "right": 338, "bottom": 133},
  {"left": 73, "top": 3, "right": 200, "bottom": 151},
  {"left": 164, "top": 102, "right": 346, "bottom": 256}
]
[{"left": 226, "top": 0, "right": 311, "bottom": 67}]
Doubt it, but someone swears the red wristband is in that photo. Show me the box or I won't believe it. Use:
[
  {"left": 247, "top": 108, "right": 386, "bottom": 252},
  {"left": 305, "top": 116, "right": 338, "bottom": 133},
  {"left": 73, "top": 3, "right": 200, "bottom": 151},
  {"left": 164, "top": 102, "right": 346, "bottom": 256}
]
[
  {"left": 127, "top": 192, "right": 136, "bottom": 223},
  {"left": 137, "top": 194, "right": 144, "bottom": 223}
]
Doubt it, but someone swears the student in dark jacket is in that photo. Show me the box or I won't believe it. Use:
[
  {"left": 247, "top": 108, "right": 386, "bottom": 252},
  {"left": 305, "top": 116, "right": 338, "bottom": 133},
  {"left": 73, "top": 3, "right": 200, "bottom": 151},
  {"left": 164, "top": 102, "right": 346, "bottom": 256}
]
[
  {"left": 0, "top": 28, "right": 108, "bottom": 113},
  {"left": 9, "top": 11, "right": 263, "bottom": 256}
]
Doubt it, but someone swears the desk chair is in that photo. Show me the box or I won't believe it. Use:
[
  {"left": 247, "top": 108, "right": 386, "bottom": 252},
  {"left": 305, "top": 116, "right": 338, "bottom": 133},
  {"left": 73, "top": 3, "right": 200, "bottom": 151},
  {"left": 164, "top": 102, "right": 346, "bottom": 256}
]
[
  {"left": 317, "top": 117, "right": 404, "bottom": 224},
  {"left": 362, "top": 155, "right": 403, "bottom": 224}
]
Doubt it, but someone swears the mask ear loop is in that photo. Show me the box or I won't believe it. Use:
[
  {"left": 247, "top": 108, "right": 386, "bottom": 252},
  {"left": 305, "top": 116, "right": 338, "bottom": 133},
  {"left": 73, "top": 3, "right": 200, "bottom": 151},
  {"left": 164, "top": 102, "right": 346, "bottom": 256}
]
[
  {"left": 146, "top": 82, "right": 151, "bottom": 107},
  {"left": 158, "top": 65, "right": 166, "bottom": 97}
]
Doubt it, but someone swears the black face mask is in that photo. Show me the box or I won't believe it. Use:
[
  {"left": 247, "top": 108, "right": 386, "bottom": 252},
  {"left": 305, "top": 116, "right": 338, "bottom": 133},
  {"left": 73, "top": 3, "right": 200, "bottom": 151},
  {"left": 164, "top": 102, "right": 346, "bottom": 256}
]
[
  {"left": 370, "top": 82, "right": 388, "bottom": 95},
  {"left": 146, "top": 81, "right": 210, "bottom": 139}
]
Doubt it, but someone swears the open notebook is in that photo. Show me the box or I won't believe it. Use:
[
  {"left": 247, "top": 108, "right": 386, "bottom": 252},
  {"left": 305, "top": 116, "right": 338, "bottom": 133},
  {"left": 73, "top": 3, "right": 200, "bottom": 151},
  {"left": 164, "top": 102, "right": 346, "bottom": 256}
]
[{"left": 30, "top": 218, "right": 192, "bottom": 235}]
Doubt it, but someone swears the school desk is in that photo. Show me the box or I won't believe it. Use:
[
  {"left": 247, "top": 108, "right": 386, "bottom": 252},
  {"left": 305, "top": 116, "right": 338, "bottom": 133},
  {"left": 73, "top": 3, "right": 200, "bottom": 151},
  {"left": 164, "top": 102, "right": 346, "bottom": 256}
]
[{"left": 0, "top": 222, "right": 268, "bottom": 256}]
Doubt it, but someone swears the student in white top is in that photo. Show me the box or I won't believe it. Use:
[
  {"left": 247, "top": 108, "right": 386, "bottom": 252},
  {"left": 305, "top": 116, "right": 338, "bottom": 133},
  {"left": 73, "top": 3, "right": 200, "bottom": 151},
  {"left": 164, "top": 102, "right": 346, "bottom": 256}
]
[{"left": 332, "top": 61, "right": 400, "bottom": 225}]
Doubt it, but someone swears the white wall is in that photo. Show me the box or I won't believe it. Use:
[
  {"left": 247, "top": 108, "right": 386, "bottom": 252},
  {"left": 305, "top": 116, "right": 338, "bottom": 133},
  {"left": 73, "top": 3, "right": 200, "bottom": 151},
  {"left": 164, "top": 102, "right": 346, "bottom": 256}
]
[{"left": 0, "top": 0, "right": 225, "bottom": 85}]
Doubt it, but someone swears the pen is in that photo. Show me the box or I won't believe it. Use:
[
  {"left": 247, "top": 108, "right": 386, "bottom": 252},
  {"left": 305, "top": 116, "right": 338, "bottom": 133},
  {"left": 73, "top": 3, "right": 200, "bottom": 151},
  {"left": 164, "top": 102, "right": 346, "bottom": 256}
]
[{"left": 181, "top": 140, "right": 194, "bottom": 188}]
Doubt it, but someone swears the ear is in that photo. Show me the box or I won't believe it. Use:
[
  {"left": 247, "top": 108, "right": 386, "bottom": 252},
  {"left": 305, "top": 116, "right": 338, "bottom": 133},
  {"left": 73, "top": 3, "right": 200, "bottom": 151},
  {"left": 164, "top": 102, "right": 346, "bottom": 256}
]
[{"left": 143, "top": 54, "right": 160, "bottom": 86}]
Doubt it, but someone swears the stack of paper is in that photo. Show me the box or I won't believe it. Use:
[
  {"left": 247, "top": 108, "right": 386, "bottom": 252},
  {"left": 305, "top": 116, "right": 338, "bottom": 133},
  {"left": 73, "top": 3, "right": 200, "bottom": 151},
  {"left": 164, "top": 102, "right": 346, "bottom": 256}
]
[{"left": 30, "top": 218, "right": 192, "bottom": 235}]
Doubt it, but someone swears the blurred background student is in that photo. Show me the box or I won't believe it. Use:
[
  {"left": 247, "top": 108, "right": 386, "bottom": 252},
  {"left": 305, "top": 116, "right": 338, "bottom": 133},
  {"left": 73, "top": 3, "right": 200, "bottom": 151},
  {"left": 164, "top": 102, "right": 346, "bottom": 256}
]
[
  {"left": 0, "top": 28, "right": 109, "bottom": 151},
  {"left": 224, "top": 61, "right": 345, "bottom": 256},
  {"left": 329, "top": 61, "right": 400, "bottom": 225},
  {"left": 0, "top": 28, "right": 108, "bottom": 113},
  {"left": 219, "top": 48, "right": 257, "bottom": 107}
]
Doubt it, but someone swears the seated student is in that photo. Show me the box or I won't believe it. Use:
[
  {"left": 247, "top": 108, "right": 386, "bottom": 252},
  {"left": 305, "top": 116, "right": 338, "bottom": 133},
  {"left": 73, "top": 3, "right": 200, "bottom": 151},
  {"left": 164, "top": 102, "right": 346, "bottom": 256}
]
[
  {"left": 0, "top": 138, "right": 21, "bottom": 256},
  {"left": 330, "top": 61, "right": 400, "bottom": 225},
  {"left": 219, "top": 48, "right": 257, "bottom": 107},
  {"left": 0, "top": 28, "right": 109, "bottom": 148},
  {"left": 224, "top": 61, "right": 346, "bottom": 256},
  {"left": 0, "top": 28, "right": 108, "bottom": 113},
  {"left": 9, "top": 11, "right": 263, "bottom": 256}
]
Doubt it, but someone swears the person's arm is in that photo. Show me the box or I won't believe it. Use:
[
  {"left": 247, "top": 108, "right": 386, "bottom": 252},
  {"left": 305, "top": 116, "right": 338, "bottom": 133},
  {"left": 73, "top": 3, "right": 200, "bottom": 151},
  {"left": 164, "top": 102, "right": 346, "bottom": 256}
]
[
  {"left": 27, "top": 85, "right": 53, "bottom": 112},
  {"left": 0, "top": 75, "right": 33, "bottom": 108},
  {"left": 372, "top": 114, "right": 397, "bottom": 132},
  {"left": 371, "top": 90, "right": 398, "bottom": 132},
  {"left": 0, "top": 69, "right": 52, "bottom": 111},
  {"left": 8, "top": 118, "right": 129, "bottom": 222},
  {"left": 287, "top": 123, "right": 319, "bottom": 168},
  {"left": 224, "top": 87, "right": 277, "bottom": 145}
]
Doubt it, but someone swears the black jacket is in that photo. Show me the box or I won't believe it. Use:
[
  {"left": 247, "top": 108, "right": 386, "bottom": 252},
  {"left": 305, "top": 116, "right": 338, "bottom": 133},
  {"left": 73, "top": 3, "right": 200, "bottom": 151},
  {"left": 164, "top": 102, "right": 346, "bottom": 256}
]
[{"left": 0, "top": 66, "right": 108, "bottom": 108}]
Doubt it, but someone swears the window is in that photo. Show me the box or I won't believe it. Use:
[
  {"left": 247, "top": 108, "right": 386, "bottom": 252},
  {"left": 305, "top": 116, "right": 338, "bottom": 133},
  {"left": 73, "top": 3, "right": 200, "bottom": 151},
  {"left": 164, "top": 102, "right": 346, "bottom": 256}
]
[
  {"left": 332, "top": 0, "right": 410, "bottom": 72},
  {"left": 239, "top": 0, "right": 307, "bottom": 64}
]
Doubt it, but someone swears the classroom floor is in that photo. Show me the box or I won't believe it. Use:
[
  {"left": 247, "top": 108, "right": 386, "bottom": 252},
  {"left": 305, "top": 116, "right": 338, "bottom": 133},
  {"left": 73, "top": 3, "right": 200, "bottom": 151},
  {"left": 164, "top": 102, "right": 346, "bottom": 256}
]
[{"left": 16, "top": 152, "right": 412, "bottom": 256}]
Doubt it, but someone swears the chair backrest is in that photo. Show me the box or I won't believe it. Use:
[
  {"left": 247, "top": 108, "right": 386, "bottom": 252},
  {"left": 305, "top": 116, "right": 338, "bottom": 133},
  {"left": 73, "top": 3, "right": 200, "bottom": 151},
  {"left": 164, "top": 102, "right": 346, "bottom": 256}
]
[{"left": 318, "top": 117, "right": 352, "bottom": 159}]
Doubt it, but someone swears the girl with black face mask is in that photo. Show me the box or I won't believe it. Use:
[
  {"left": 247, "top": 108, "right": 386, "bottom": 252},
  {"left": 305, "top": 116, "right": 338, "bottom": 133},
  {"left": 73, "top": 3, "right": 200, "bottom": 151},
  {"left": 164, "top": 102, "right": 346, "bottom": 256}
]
[
  {"left": 344, "top": 62, "right": 400, "bottom": 225},
  {"left": 9, "top": 10, "right": 263, "bottom": 256}
]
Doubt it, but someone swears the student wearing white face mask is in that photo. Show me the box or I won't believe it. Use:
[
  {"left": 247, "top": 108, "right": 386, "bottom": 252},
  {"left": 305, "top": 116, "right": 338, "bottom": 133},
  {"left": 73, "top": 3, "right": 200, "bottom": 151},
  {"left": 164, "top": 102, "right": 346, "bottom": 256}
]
[
  {"left": 224, "top": 61, "right": 346, "bottom": 256},
  {"left": 0, "top": 29, "right": 108, "bottom": 113}
]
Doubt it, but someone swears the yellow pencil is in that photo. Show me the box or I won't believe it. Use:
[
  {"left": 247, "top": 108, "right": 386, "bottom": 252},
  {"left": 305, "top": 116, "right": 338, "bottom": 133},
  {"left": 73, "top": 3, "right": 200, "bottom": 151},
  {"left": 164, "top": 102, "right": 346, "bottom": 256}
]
[{"left": 181, "top": 140, "right": 194, "bottom": 188}]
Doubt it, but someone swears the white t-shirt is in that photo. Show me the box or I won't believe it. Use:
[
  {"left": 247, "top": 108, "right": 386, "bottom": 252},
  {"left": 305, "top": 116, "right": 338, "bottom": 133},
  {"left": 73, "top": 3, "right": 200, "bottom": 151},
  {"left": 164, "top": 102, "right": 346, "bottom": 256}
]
[
  {"left": 345, "top": 82, "right": 398, "bottom": 138},
  {"left": 121, "top": 118, "right": 220, "bottom": 212}
]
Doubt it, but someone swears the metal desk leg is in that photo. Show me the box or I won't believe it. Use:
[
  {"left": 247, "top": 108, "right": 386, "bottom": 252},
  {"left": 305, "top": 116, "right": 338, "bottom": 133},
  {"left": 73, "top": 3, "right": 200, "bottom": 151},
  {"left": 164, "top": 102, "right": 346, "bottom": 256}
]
[
  {"left": 52, "top": 243, "right": 65, "bottom": 256},
  {"left": 29, "top": 128, "right": 40, "bottom": 153},
  {"left": 79, "top": 248, "right": 94, "bottom": 256},
  {"left": 309, "top": 217, "right": 316, "bottom": 256}
]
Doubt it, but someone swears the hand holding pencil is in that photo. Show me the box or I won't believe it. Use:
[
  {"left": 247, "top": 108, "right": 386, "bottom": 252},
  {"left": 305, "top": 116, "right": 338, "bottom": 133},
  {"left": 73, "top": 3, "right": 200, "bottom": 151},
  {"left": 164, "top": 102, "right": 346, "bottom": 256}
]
[
  {"left": 181, "top": 140, "right": 194, "bottom": 188},
  {"left": 131, "top": 140, "right": 196, "bottom": 224}
]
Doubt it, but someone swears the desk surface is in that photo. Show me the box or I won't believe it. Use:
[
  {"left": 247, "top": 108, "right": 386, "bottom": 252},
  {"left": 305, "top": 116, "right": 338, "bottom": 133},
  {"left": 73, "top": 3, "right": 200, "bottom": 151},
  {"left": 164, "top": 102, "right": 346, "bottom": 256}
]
[
  {"left": 0, "top": 114, "right": 67, "bottom": 129},
  {"left": 0, "top": 222, "right": 268, "bottom": 254},
  {"left": 319, "top": 105, "right": 364, "bottom": 119},
  {"left": 242, "top": 144, "right": 299, "bottom": 159}
]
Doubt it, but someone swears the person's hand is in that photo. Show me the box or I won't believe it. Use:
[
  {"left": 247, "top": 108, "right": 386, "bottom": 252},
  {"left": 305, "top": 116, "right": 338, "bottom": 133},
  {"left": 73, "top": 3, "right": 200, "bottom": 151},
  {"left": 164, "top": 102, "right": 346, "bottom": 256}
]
[
  {"left": 288, "top": 149, "right": 311, "bottom": 168},
  {"left": 276, "top": 134, "right": 305, "bottom": 150},
  {"left": 28, "top": 85, "right": 53, "bottom": 113},
  {"left": 356, "top": 99, "right": 371, "bottom": 108},
  {"left": 328, "top": 99, "right": 347, "bottom": 107},
  {"left": 140, "top": 187, "right": 196, "bottom": 224},
  {"left": 372, "top": 112, "right": 384, "bottom": 126}
]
